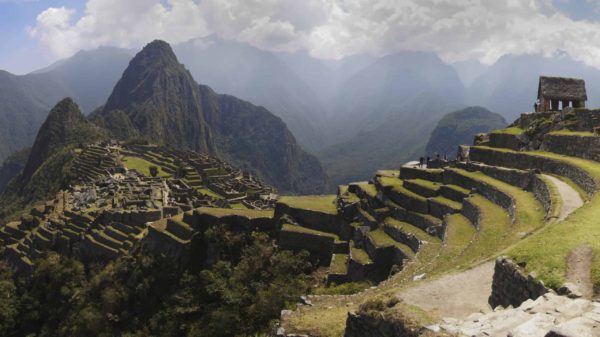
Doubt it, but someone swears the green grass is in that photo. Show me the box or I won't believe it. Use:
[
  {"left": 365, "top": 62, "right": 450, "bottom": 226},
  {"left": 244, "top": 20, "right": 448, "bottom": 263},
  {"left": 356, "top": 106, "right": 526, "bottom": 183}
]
[
  {"left": 354, "top": 182, "right": 378, "bottom": 198},
  {"left": 458, "top": 195, "right": 512, "bottom": 266},
  {"left": 229, "top": 203, "right": 247, "bottom": 209},
  {"left": 122, "top": 156, "right": 170, "bottom": 177},
  {"left": 505, "top": 152, "right": 600, "bottom": 289},
  {"left": 313, "top": 282, "right": 371, "bottom": 295},
  {"left": 439, "top": 214, "right": 476, "bottom": 260},
  {"left": 473, "top": 146, "right": 600, "bottom": 290},
  {"left": 281, "top": 223, "right": 339, "bottom": 240},
  {"left": 447, "top": 167, "right": 545, "bottom": 236},
  {"left": 330, "top": 254, "right": 349, "bottom": 274},
  {"left": 378, "top": 177, "right": 427, "bottom": 202},
  {"left": 407, "top": 179, "right": 441, "bottom": 192},
  {"left": 491, "top": 127, "right": 524, "bottom": 135},
  {"left": 197, "top": 207, "right": 274, "bottom": 219},
  {"left": 548, "top": 129, "right": 596, "bottom": 137},
  {"left": 278, "top": 195, "right": 338, "bottom": 215},
  {"left": 474, "top": 146, "right": 600, "bottom": 182},
  {"left": 383, "top": 218, "right": 439, "bottom": 243},
  {"left": 351, "top": 246, "right": 372, "bottom": 264},
  {"left": 368, "top": 229, "right": 415, "bottom": 258},
  {"left": 429, "top": 196, "right": 462, "bottom": 210},
  {"left": 197, "top": 187, "right": 224, "bottom": 199},
  {"left": 443, "top": 184, "right": 470, "bottom": 195}
]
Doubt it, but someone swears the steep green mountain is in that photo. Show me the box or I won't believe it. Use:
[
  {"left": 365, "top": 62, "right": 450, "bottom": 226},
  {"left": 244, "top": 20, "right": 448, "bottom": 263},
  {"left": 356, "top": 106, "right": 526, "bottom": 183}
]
[
  {"left": 97, "top": 40, "right": 328, "bottom": 194},
  {"left": 0, "top": 147, "right": 30, "bottom": 194},
  {"left": 0, "top": 47, "right": 131, "bottom": 163},
  {"left": 425, "top": 106, "right": 506, "bottom": 157},
  {"left": 175, "top": 36, "right": 327, "bottom": 151},
  {"left": 0, "top": 98, "right": 103, "bottom": 218},
  {"left": 202, "top": 86, "right": 328, "bottom": 194},
  {"left": 22, "top": 98, "right": 102, "bottom": 182}
]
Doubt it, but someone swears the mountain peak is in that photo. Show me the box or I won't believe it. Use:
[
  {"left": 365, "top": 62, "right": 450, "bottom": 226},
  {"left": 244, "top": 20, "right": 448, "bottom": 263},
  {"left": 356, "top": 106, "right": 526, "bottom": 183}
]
[
  {"left": 100, "top": 39, "right": 215, "bottom": 153},
  {"left": 132, "top": 39, "right": 179, "bottom": 67},
  {"left": 45, "top": 97, "right": 81, "bottom": 122},
  {"left": 22, "top": 98, "right": 101, "bottom": 182}
]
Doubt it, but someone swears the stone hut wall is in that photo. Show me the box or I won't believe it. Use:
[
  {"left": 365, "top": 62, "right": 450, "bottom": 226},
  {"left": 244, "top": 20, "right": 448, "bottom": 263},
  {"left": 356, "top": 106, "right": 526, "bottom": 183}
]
[{"left": 489, "top": 256, "right": 548, "bottom": 308}]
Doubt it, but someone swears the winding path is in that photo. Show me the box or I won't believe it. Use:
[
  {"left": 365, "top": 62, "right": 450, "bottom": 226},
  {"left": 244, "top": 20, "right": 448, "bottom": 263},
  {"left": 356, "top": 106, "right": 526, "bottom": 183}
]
[
  {"left": 397, "top": 174, "right": 587, "bottom": 318},
  {"left": 541, "top": 174, "right": 584, "bottom": 221}
]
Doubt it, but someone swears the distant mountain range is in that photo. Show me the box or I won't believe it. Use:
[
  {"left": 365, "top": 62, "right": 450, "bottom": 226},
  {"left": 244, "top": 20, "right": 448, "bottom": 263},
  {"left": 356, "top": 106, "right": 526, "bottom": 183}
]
[{"left": 3, "top": 36, "right": 600, "bottom": 187}]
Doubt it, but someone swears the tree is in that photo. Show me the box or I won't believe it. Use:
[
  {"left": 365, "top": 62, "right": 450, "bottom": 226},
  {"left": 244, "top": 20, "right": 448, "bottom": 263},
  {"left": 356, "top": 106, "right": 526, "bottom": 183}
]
[{"left": 149, "top": 166, "right": 158, "bottom": 177}]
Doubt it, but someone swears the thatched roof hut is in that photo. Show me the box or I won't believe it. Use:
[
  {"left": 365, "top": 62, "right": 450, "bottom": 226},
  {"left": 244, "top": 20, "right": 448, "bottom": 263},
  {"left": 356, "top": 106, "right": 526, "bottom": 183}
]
[{"left": 536, "top": 76, "right": 586, "bottom": 111}]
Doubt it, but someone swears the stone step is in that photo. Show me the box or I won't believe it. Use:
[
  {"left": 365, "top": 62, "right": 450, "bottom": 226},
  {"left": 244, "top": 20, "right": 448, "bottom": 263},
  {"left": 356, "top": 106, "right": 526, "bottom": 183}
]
[
  {"left": 104, "top": 225, "right": 129, "bottom": 242},
  {"left": 165, "top": 218, "right": 193, "bottom": 241},
  {"left": 382, "top": 217, "right": 437, "bottom": 253},
  {"left": 440, "top": 184, "right": 470, "bottom": 202},
  {"left": 279, "top": 223, "right": 339, "bottom": 266},
  {"left": 428, "top": 196, "right": 462, "bottom": 219},
  {"left": 91, "top": 230, "right": 123, "bottom": 250},
  {"left": 84, "top": 234, "right": 120, "bottom": 259},
  {"left": 403, "top": 179, "right": 441, "bottom": 198},
  {"left": 377, "top": 177, "right": 429, "bottom": 214},
  {"left": 327, "top": 253, "right": 349, "bottom": 285},
  {"left": 365, "top": 228, "right": 415, "bottom": 261}
]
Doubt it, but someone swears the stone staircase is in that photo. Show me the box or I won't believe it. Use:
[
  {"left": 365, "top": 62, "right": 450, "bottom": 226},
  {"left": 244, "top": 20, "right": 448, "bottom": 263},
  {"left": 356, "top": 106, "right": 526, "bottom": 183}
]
[
  {"left": 438, "top": 292, "right": 600, "bottom": 336},
  {"left": 273, "top": 152, "right": 555, "bottom": 288}
]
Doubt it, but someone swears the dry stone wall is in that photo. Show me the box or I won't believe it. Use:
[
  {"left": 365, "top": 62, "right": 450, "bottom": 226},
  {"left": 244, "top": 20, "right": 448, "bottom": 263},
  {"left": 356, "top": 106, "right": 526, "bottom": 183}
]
[
  {"left": 489, "top": 256, "right": 548, "bottom": 308},
  {"left": 470, "top": 146, "right": 597, "bottom": 196},
  {"left": 443, "top": 169, "right": 515, "bottom": 219},
  {"left": 542, "top": 133, "right": 600, "bottom": 162},
  {"left": 488, "top": 133, "right": 524, "bottom": 150}
]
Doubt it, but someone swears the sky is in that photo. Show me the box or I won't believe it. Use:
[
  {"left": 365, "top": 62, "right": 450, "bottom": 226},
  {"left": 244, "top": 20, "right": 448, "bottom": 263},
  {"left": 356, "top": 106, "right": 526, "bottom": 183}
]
[{"left": 3, "top": 0, "right": 600, "bottom": 74}]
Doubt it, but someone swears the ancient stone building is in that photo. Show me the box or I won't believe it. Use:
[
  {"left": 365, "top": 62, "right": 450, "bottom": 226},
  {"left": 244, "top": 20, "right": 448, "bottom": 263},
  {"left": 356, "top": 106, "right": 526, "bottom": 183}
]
[{"left": 536, "top": 75, "right": 586, "bottom": 112}]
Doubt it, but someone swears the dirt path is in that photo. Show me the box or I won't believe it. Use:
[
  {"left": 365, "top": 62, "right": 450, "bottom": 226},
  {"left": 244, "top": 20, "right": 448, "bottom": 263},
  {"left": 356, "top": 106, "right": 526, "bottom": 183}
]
[
  {"left": 542, "top": 174, "right": 584, "bottom": 221},
  {"left": 397, "top": 261, "right": 495, "bottom": 318},
  {"left": 566, "top": 246, "right": 593, "bottom": 299}
]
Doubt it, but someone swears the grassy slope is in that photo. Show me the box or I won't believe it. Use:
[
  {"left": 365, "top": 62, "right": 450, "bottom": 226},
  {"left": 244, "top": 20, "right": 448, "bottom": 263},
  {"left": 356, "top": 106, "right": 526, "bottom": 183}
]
[
  {"left": 278, "top": 195, "right": 338, "bottom": 215},
  {"left": 447, "top": 167, "right": 545, "bottom": 236},
  {"left": 472, "top": 146, "right": 600, "bottom": 289},
  {"left": 122, "top": 156, "right": 170, "bottom": 177}
]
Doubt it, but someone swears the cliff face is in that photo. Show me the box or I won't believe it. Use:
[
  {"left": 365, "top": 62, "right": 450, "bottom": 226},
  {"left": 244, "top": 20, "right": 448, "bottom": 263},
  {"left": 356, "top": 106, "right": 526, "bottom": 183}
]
[
  {"left": 101, "top": 40, "right": 215, "bottom": 154},
  {"left": 97, "top": 40, "right": 328, "bottom": 194}
]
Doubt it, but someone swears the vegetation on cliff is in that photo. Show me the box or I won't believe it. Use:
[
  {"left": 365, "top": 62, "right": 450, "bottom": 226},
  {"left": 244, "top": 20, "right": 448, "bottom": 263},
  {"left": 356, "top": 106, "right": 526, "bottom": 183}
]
[
  {"left": 94, "top": 40, "right": 328, "bottom": 194},
  {"left": 425, "top": 106, "right": 506, "bottom": 157},
  {"left": 0, "top": 231, "right": 311, "bottom": 337}
]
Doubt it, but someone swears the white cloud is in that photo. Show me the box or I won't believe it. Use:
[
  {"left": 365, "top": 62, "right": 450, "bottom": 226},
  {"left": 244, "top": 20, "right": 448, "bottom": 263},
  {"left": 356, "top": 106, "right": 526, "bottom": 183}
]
[{"left": 27, "top": 0, "right": 600, "bottom": 68}]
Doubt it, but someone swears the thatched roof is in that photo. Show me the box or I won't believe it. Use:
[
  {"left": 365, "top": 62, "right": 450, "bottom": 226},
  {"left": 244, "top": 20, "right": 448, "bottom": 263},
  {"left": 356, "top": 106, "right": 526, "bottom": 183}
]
[{"left": 538, "top": 76, "right": 587, "bottom": 101}]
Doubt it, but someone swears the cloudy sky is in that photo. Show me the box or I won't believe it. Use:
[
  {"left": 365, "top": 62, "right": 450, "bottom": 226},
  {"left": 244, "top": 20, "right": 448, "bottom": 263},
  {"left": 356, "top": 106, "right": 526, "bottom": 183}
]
[{"left": 2, "top": 0, "right": 600, "bottom": 74}]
